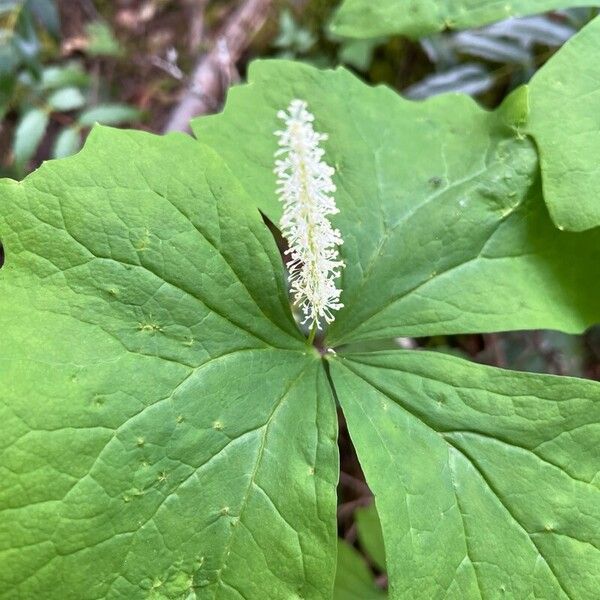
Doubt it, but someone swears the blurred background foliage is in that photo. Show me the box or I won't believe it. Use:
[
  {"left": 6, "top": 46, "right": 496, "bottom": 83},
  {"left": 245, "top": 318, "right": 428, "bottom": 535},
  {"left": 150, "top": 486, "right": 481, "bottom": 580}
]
[
  {"left": 0, "top": 0, "right": 141, "bottom": 177},
  {"left": 1, "top": 1, "right": 599, "bottom": 594}
]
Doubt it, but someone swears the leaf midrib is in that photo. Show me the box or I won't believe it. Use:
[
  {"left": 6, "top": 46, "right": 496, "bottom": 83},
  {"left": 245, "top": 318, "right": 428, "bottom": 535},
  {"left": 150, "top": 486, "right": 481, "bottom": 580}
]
[{"left": 214, "top": 362, "right": 313, "bottom": 598}]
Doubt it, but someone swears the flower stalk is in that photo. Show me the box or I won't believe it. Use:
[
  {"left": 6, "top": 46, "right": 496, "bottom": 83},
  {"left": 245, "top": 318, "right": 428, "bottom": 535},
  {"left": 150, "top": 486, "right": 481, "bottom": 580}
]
[{"left": 274, "top": 99, "right": 344, "bottom": 335}]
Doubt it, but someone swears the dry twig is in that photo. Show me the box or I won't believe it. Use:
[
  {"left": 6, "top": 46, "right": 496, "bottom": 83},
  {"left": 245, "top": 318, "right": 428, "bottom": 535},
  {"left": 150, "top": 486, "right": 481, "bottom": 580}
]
[{"left": 163, "top": 0, "right": 273, "bottom": 133}]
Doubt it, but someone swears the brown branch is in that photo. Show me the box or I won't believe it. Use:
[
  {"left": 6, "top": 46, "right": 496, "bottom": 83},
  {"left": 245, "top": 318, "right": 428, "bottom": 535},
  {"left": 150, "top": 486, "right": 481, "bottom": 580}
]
[
  {"left": 163, "top": 0, "right": 273, "bottom": 133},
  {"left": 188, "top": 0, "right": 208, "bottom": 54}
]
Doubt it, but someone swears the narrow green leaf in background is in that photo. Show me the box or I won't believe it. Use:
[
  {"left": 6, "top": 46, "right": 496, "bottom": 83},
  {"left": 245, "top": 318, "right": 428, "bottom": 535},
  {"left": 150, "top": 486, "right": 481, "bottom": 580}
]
[
  {"left": 0, "top": 35, "right": 20, "bottom": 75},
  {"left": 330, "top": 351, "right": 600, "bottom": 599},
  {"left": 52, "top": 126, "right": 82, "bottom": 158},
  {"left": 12, "top": 107, "right": 48, "bottom": 166},
  {"left": 40, "top": 64, "right": 90, "bottom": 90},
  {"left": 0, "top": 2, "right": 22, "bottom": 17},
  {"left": 85, "top": 21, "right": 123, "bottom": 57},
  {"left": 47, "top": 86, "right": 86, "bottom": 111},
  {"left": 27, "top": 0, "right": 61, "bottom": 38},
  {"left": 355, "top": 504, "right": 386, "bottom": 572},
  {"left": 78, "top": 103, "right": 141, "bottom": 127},
  {"left": 334, "top": 541, "right": 386, "bottom": 600}
]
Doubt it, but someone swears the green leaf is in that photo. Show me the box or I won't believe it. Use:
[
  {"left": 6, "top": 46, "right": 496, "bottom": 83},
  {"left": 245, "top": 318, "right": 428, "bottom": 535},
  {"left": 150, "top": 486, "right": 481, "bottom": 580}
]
[
  {"left": 0, "top": 127, "right": 338, "bottom": 598},
  {"left": 273, "top": 9, "right": 316, "bottom": 54},
  {"left": 330, "top": 350, "right": 600, "bottom": 599},
  {"left": 52, "top": 126, "right": 82, "bottom": 158},
  {"left": 40, "top": 64, "right": 90, "bottom": 90},
  {"left": 0, "top": 40, "right": 20, "bottom": 76},
  {"left": 47, "top": 86, "right": 86, "bottom": 111},
  {"left": 79, "top": 103, "right": 141, "bottom": 127},
  {"left": 337, "top": 38, "right": 384, "bottom": 71},
  {"left": 0, "top": 2, "right": 22, "bottom": 17},
  {"left": 0, "top": 71, "right": 16, "bottom": 120},
  {"left": 192, "top": 60, "right": 600, "bottom": 345},
  {"left": 27, "top": 0, "right": 60, "bottom": 37},
  {"left": 526, "top": 14, "right": 600, "bottom": 231},
  {"left": 13, "top": 3, "right": 40, "bottom": 65},
  {"left": 12, "top": 107, "right": 48, "bottom": 166},
  {"left": 329, "top": 0, "right": 600, "bottom": 39},
  {"left": 85, "top": 21, "right": 123, "bottom": 57},
  {"left": 334, "top": 540, "right": 386, "bottom": 600},
  {"left": 355, "top": 504, "right": 385, "bottom": 572}
]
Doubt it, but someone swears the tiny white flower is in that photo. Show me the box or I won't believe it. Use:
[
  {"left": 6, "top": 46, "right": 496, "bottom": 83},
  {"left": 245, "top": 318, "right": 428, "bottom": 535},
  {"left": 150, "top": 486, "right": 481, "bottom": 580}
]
[{"left": 274, "top": 99, "right": 344, "bottom": 332}]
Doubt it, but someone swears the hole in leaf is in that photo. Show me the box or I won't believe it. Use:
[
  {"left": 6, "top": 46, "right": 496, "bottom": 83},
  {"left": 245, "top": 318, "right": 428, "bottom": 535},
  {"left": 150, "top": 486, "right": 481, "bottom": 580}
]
[{"left": 0, "top": 242, "right": 4, "bottom": 269}]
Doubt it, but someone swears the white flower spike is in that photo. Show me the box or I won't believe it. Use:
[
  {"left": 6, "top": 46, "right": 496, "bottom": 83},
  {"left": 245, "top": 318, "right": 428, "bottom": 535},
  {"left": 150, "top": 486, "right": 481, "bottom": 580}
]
[{"left": 274, "top": 99, "right": 344, "bottom": 337}]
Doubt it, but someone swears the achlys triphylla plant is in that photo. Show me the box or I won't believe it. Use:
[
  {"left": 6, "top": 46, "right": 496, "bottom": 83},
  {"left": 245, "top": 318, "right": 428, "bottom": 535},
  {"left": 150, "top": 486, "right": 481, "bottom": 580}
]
[{"left": 2, "top": 18, "right": 600, "bottom": 600}]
